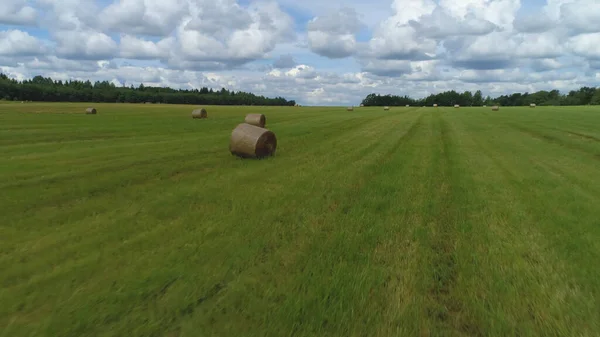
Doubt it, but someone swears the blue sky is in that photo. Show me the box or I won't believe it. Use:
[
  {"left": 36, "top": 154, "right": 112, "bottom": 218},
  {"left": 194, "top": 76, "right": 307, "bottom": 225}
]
[{"left": 0, "top": 0, "right": 599, "bottom": 105}]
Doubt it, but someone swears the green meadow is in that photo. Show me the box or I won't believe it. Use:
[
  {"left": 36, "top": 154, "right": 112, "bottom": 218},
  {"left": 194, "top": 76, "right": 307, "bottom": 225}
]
[{"left": 1, "top": 102, "right": 599, "bottom": 336}]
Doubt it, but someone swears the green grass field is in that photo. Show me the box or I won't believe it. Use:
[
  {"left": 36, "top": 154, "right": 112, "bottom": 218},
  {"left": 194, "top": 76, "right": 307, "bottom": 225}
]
[{"left": 1, "top": 102, "right": 600, "bottom": 337}]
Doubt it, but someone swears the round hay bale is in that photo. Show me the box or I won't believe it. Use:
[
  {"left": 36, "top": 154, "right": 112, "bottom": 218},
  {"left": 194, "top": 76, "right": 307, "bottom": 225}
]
[
  {"left": 192, "top": 108, "right": 207, "bottom": 119},
  {"left": 245, "top": 113, "right": 266, "bottom": 128},
  {"left": 384, "top": 106, "right": 390, "bottom": 110},
  {"left": 347, "top": 106, "right": 354, "bottom": 111},
  {"left": 406, "top": 104, "right": 410, "bottom": 107},
  {"left": 230, "top": 123, "right": 277, "bottom": 159},
  {"left": 492, "top": 105, "right": 499, "bottom": 111},
  {"left": 433, "top": 104, "right": 438, "bottom": 107},
  {"left": 86, "top": 108, "right": 97, "bottom": 114},
  {"left": 360, "top": 104, "right": 364, "bottom": 107},
  {"left": 454, "top": 104, "right": 460, "bottom": 108},
  {"left": 530, "top": 103, "right": 536, "bottom": 108},
  {"left": 483, "top": 105, "right": 487, "bottom": 107}
]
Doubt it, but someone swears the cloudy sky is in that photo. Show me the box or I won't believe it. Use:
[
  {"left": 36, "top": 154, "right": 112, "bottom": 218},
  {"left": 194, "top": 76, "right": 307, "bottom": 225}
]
[{"left": 0, "top": 0, "right": 599, "bottom": 105}]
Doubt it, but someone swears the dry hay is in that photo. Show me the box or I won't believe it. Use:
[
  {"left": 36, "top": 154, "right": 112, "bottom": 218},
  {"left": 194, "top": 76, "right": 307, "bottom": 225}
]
[
  {"left": 86, "top": 108, "right": 97, "bottom": 114},
  {"left": 433, "top": 104, "right": 438, "bottom": 107},
  {"left": 347, "top": 106, "right": 354, "bottom": 111},
  {"left": 360, "top": 104, "right": 364, "bottom": 107},
  {"left": 491, "top": 105, "right": 499, "bottom": 111},
  {"left": 454, "top": 104, "right": 460, "bottom": 108},
  {"left": 245, "top": 113, "right": 266, "bottom": 128},
  {"left": 483, "top": 105, "right": 487, "bottom": 107},
  {"left": 230, "top": 123, "right": 277, "bottom": 159},
  {"left": 192, "top": 108, "right": 207, "bottom": 119},
  {"left": 530, "top": 103, "right": 536, "bottom": 108},
  {"left": 384, "top": 106, "right": 390, "bottom": 110},
  {"left": 406, "top": 104, "right": 410, "bottom": 107}
]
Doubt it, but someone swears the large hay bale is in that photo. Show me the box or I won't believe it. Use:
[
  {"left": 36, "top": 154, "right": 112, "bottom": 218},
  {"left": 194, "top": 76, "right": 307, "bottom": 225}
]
[
  {"left": 483, "top": 105, "right": 487, "bottom": 107},
  {"left": 230, "top": 123, "right": 277, "bottom": 159},
  {"left": 454, "top": 104, "right": 460, "bottom": 108},
  {"left": 384, "top": 106, "right": 390, "bottom": 110},
  {"left": 492, "top": 105, "right": 499, "bottom": 111},
  {"left": 360, "top": 104, "right": 364, "bottom": 107},
  {"left": 530, "top": 103, "right": 536, "bottom": 108},
  {"left": 245, "top": 113, "right": 266, "bottom": 128},
  {"left": 347, "top": 106, "right": 354, "bottom": 111},
  {"left": 406, "top": 104, "right": 410, "bottom": 107},
  {"left": 86, "top": 108, "right": 97, "bottom": 114},
  {"left": 192, "top": 108, "right": 207, "bottom": 119},
  {"left": 433, "top": 104, "right": 438, "bottom": 107}
]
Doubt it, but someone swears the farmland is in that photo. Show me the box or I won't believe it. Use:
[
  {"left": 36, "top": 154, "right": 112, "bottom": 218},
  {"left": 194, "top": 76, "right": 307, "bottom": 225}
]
[{"left": 1, "top": 102, "right": 599, "bottom": 336}]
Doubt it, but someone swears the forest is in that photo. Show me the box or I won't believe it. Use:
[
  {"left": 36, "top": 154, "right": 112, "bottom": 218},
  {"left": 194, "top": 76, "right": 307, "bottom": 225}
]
[
  {"left": 0, "top": 73, "right": 296, "bottom": 106},
  {"left": 361, "top": 87, "right": 600, "bottom": 107}
]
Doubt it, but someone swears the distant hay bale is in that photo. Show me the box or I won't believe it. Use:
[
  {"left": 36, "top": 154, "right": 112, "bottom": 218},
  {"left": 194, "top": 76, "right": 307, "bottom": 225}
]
[
  {"left": 454, "top": 104, "right": 460, "bottom": 108},
  {"left": 245, "top": 113, "right": 266, "bottom": 128},
  {"left": 530, "top": 103, "right": 536, "bottom": 108},
  {"left": 347, "top": 106, "right": 354, "bottom": 111},
  {"left": 483, "top": 105, "right": 487, "bottom": 107},
  {"left": 86, "top": 108, "right": 97, "bottom": 114},
  {"left": 406, "top": 104, "right": 410, "bottom": 107},
  {"left": 229, "top": 123, "right": 277, "bottom": 159},
  {"left": 492, "top": 105, "right": 499, "bottom": 111},
  {"left": 433, "top": 104, "right": 438, "bottom": 107},
  {"left": 384, "top": 106, "right": 390, "bottom": 110},
  {"left": 192, "top": 108, "right": 207, "bottom": 119},
  {"left": 360, "top": 104, "right": 364, "bottom": 107}
]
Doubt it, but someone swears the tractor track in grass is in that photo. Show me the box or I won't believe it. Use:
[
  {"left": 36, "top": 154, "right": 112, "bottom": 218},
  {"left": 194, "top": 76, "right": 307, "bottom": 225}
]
[
  {"left": 423, "top": 111, "right": 481, "bottom": 336},
  {"left": 503, "top": 122, "right": 600, "bottom": 161}
]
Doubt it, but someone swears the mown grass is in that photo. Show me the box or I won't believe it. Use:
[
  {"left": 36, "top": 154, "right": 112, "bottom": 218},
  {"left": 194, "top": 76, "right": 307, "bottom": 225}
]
[{"left": 1, "top": 102, "right": 599, "bottom": 337}]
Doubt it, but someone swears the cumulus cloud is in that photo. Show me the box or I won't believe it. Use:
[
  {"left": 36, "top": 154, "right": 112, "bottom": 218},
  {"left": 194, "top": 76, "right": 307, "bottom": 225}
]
[
  {"left": 307, "top": 7, "right": 363, "bottom": 58},
  {"left": 0, "top": 30, "right": 46, "bottom": 56},
  {"left": 0, "top": 0, "right": 37, "bottom": 26},
  {"left": 0, "top": 0, "right": 600, "bottom": 105},
  {"left": 100, "top": 0, "right": 188, "bottom": 36},
  {"left": 119, "top": 35, "right": 172, "bottom": 60},
  {"left": 54, "top": 30, "right": 118, "bottom": 60},
  {"left": 169, "top": 0, "right": 295, "bottom": 67}
]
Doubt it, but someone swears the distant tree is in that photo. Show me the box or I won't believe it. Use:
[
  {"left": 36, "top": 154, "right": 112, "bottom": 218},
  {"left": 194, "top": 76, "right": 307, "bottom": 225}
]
[{"left": 0, "top": 73, "right": 295, "bottom": 106}]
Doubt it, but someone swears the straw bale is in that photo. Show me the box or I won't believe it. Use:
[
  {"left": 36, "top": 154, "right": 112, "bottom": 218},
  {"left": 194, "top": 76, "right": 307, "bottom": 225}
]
[
  {"left": 192, "top": 108, "right": 207, "bottom": 119},
  {"left": 230, "top": 123, "right": 277, "bottom": 158},
  {"left": 245, "top": 113, "right": 266, "bottom": 128},
  {"left": 86, "top": 108, "right": 97, "bottom": 114}
]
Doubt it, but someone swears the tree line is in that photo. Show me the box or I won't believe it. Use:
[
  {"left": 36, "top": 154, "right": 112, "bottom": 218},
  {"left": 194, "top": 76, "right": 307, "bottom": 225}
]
[
  {"left": 361, "top": 87, "right": 600, "bottom": 107},
  {"left": 0, "top": 73, "right": 296, "bottom": 106}
]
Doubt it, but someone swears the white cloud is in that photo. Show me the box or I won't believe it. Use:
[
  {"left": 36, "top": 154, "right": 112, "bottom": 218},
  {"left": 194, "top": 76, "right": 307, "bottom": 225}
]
[
  {"left": 100, "top": 0, "right": 188, "bottom": 36},
  {"left": 0, "top": 0, "right": 37, "bottom": 26},
  {"left": 119, "top": 35, "right": 172, "bottom": 60},
  {"left": 0, "top": 0, "right": 599, "bottom": 105},
  {"left": 567, "top": 33, "right": 600, "bottom": 60},
  {"left": 54, "top": 30, "right": 118, "bottom": 60},
  {"left": 307, "top": 7, "right": 363, "bottom": 58},
  {"left": 0, "top": 30, "right": 46, "bottom": 56}
]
